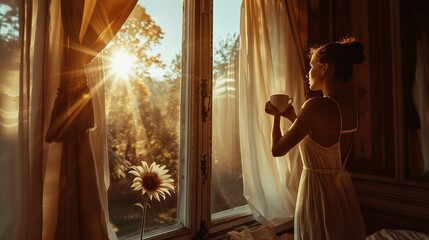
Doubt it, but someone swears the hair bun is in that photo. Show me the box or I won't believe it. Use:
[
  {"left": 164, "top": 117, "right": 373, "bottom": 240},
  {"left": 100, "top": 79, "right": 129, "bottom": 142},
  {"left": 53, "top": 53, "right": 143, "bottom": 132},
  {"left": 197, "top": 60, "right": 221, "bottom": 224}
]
[{"left": 342, "top": 39, "right": 364, "bottom": 64}]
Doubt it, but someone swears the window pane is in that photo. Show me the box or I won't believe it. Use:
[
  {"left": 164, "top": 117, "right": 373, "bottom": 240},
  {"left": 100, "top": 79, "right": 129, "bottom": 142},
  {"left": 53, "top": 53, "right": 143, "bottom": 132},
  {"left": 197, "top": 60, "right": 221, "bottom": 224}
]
[
  {"left": 102, "top": 1, "right": 183, "bottom": 237},
  {"left": 211, "top": 0, "right": 248, "bottom": 217}
]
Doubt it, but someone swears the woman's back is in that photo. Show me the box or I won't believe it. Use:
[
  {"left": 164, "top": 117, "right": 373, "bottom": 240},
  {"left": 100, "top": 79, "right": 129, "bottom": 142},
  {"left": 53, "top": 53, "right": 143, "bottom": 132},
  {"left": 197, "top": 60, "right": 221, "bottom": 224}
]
[
  {"left": 309, "top": 96, "right": 358, "bottom": 164},
  {"left": 295, "top": 97, "right": 365, "bottom": 240}
]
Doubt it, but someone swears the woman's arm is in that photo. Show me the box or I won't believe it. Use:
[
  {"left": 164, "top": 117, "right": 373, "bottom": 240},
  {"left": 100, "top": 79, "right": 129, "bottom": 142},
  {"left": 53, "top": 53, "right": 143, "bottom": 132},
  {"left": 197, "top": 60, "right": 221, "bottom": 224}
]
[{"left": 268, "top": 98, "right": 318, "bottom": 157}]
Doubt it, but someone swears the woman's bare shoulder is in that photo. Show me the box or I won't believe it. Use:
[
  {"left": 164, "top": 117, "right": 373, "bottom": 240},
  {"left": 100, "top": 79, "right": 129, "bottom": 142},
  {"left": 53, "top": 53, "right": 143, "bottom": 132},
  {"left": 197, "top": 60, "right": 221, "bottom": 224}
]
[
  {"left": 300, "top": 97, "right": 338, "bottom": 124},
  {"left": 301, "top": 97, "right": 333, "bottom": 111}
]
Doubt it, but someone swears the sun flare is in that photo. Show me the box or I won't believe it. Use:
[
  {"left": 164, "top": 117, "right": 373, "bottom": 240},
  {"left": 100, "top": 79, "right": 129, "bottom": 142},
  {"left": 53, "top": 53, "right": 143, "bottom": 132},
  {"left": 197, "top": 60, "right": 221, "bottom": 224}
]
[{"left": 109, "top": 48, "right": 137, "bottom": 80}]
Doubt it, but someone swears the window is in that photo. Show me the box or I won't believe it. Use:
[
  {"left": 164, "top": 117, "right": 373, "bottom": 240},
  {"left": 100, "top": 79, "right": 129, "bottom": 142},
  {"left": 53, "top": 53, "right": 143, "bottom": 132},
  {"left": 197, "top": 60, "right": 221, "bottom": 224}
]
[
  {"left": 98, "top": 0, "right": 252, "bottom": 238},
  {"left": 102, "top": 1, "right": 183, "bottom": 238},
  {"left": 211, "top": 0, "right": 249, "bottom": 219}
]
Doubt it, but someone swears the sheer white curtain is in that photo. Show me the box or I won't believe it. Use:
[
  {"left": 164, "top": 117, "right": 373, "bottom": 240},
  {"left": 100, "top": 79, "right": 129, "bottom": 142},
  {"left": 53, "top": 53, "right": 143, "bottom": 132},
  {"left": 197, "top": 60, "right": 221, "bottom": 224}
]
[
  {"left": 0, "top": 0, "right": 49, "bottom": 239},
  {"left": 239, "top": 0, "right": 307, "bottom": 226},
  {"left": 86, "top": 55, "right": 117, "bottom": 239}
]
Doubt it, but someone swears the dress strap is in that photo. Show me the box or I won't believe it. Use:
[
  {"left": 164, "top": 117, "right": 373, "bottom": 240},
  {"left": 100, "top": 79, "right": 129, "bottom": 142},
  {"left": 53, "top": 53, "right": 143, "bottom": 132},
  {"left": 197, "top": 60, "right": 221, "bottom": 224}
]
[
  {"left": 326, "top": 97, "right": 343, "bottom": 142},
  {"left": 326, "top": 97, "right": 359, "bottom": 168},
  {"left": 342, "top": 107, "right": 359, "bottom": 166},
  {"left": 341, "top": 107, "right": 359, "bottom": 133}
]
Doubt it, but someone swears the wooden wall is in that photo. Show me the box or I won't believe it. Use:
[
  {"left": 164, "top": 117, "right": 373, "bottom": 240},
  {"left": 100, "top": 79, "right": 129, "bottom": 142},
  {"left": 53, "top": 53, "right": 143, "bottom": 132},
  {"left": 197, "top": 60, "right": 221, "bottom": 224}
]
[{"left": 308, "top": 0, "right": 429, "bottom": 235}]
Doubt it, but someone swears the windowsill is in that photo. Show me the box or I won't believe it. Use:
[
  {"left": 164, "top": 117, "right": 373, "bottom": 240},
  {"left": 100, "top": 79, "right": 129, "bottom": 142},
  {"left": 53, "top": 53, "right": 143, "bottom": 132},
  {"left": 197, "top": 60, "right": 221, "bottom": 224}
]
[
  {"left": 207, "top": 219, "right": 294, "bottom": 240},
  {"left": 118, "top": 221, "right": 188, "bottom": 240},
  {"left": 211, "top": 205, "right": 252, "bottom": 221},
  {"left": 207, "top": 205, "right": 294, "bottom": 240}
]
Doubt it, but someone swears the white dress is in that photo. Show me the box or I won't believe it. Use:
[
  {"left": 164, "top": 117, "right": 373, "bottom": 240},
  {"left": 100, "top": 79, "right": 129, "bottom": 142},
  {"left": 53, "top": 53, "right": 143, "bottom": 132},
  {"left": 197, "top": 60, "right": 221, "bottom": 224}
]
[{"left": 294, "top": 98, "right": 366, "bottom": 240}]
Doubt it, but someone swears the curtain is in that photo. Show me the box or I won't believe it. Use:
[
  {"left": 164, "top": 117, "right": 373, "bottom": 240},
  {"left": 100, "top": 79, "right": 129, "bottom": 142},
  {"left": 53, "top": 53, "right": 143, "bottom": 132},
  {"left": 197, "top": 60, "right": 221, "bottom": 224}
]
[
  {"left": 212, "top": 36, "right": 245, "bottom": 211},
  {"left": 413, "top": 29, "right": 429, "bottom": 174},
  {"left": 239, "top": 0, "right": 307, "bottom": 226},
  {"left": 43, "top": 0, "right": 137, "bottom": 239},
  {"left": 0, "top": 0, "right": 46, "bottom": 239}
]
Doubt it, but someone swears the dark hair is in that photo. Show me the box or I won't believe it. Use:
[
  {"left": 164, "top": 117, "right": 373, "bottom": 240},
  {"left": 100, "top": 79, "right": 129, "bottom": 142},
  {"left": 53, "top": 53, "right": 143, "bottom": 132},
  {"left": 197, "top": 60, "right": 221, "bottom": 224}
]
[{"left": 310, "top": 37, "right": 364, "bottom": 82}]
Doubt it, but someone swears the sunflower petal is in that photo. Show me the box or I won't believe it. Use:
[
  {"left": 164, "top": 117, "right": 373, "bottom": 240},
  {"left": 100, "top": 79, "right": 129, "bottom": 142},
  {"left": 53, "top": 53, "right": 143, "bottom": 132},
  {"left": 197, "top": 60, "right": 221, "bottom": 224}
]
[
  {"left": 159, "top": 173, "right": 171, "bottom": 179},
  {"left": 149, "top": 162, "right": 156, "bottom": 171},
  {"left": 159, "top": 171, "right": 168, "bottom": 177},
  {"left": 161, "top": 183, "right": 175, "bottom": 190},
  {"left": 129, "top": 170, "right": 141, "bottom": 177},
  {"left": 161, "top": 188, "right": 172, "bottom": 196},
  {"left": 153, "top": 193, "right": 160, "bottom": 202},
  {"left": 131, "top": 181, "right": 141, "bottom": 189},
  {"left": 142, "top": 161, "right": 149, "bottom": 169},
  {"left": 158, "top": 191, "right": 166, "bottom": 198},
  {"left": 160, "top": 176, "right": 173, "bottom": 182},
  {"left": 136, "top": 165, "right": 144, "bottom": 173}
]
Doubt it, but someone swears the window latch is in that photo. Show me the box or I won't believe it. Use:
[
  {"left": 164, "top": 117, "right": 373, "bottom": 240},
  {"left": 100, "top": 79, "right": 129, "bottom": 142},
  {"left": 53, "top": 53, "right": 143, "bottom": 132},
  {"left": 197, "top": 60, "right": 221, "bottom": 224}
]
[{"left": 201, "top": 78, "right": 211, "bottom": 122}]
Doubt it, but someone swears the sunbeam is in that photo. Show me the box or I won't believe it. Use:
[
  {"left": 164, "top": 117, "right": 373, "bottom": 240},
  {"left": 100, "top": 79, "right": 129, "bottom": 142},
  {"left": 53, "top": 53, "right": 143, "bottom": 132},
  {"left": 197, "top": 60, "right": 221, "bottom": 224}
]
[{"left": 109, "top": 48, "right": 137, "bottom": 81}]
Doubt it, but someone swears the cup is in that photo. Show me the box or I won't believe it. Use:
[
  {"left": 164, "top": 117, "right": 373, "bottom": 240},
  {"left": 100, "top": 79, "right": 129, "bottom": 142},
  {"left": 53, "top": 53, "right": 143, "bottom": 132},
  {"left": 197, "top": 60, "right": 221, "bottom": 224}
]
[{"left": 269, "top": 94, "right": 294, "bottom": 112}]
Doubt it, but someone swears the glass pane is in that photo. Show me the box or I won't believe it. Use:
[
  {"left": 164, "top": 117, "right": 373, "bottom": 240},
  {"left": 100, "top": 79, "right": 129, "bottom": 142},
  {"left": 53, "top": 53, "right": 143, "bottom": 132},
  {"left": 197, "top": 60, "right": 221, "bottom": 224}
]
[
  {"left": 211, "top": 0, "right": 247, "bottom": 217},
  {"left": 102, "top": 0, "right": 183, "bottom": 237}
]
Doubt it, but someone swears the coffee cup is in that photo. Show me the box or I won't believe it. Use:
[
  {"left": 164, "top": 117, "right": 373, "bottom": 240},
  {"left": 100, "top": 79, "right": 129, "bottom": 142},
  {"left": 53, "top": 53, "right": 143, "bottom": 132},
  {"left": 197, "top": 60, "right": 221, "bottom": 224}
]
[{"left": 269, "top": 94, "right": 294, "bottom": 112}]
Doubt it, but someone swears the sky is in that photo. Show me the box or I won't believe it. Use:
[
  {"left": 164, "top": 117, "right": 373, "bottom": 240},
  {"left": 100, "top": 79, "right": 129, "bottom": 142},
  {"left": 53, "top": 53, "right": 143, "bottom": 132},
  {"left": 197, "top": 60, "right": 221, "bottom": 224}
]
[{"left": 138, "top": 0, "right": 242, "bottom": 79}]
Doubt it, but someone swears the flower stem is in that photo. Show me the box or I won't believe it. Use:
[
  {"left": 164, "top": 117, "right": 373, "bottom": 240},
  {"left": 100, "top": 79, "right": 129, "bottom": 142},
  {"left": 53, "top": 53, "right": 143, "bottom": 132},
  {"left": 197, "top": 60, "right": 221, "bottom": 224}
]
[{"left": 140, "top": 194, "right": 149, "bottom": 240}]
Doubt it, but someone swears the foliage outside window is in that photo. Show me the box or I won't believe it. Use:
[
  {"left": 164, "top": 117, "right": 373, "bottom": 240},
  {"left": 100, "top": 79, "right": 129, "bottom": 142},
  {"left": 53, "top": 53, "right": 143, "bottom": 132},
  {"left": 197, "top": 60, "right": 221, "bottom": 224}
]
[
  {"left": 0, "top": 2, "right": 20, "bottom": 51},
  {"left": 102, "top": 4, "right": 181, "bottom": 237}
]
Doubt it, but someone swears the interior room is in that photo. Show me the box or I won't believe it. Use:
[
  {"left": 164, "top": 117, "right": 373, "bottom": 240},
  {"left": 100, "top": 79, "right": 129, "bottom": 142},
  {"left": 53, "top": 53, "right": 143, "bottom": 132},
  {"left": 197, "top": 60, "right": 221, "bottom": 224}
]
[{"left": 1, "top": 0, "right": 428, "bottom": 239}]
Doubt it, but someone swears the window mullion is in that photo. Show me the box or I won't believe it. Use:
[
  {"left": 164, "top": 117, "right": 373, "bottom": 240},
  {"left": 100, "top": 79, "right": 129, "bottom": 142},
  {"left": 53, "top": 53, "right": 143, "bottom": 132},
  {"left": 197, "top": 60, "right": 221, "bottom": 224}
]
[{"left": 193, "top": 0, "right": 214, "bottom": 238}]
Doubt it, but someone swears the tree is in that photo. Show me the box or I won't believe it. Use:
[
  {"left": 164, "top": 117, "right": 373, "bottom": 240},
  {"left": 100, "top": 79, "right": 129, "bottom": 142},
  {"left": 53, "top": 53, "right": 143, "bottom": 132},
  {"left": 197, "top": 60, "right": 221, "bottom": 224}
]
[
  {"left": 0, "top": 3, "right": 20, "bottom": 51},
  {"left": 212, "top": 33, "right": 239, "bottom": 79},
  {"left": 103, "top": 4, "right": 165, "bottom": 180},
  {"left": 100, "top": 4, "right": 182, "bottom": 236}
]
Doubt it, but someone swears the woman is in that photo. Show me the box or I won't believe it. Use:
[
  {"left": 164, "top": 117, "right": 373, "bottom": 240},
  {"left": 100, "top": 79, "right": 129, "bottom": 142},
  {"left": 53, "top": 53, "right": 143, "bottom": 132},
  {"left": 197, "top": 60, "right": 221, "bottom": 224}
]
[{"left": 265, "top": 37, "right": 366, "bottom": 239}]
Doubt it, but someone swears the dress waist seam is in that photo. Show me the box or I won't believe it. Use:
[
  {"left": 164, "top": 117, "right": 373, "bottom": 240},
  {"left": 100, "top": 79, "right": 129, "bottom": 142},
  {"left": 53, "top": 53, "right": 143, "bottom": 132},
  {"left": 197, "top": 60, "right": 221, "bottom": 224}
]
[{"left": 303, "top": 166, "right": 344, "bottom": 174}]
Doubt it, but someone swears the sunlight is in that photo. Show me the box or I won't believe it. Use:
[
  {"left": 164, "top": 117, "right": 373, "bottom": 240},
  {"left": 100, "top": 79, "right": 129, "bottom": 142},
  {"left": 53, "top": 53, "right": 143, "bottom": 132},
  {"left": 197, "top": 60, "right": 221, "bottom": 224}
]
[
  {"left": 109, "top": 48, "right": 137, "bottom": 80},
  {"left": 147, "top": 65, "right": 165, "bottom": 80}
]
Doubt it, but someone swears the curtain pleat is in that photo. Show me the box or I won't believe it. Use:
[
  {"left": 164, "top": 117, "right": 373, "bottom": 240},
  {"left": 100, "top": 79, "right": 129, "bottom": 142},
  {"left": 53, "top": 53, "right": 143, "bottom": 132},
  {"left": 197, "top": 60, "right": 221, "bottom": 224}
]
[
  {"left": 239, "top": 0, "right": 307, "bottom": 226},
  {"left": 45, "top": 0, "right": 137, "bottom": 142},
  {"left": 42, "top": 0, "right": 137, "bottom": 239}
]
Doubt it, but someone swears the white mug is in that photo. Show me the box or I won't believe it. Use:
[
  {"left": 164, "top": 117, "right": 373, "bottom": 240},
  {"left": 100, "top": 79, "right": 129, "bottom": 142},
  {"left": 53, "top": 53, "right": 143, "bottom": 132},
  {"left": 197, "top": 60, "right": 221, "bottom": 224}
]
[{"left": 269, "top": 94, "right": 294, "bottom": 112}]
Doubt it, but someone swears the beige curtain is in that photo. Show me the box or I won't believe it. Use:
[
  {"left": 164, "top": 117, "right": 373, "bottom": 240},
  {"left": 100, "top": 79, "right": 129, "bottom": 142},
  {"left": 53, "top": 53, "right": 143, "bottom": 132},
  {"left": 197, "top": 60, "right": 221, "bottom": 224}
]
[
  {"left": 43, "top": 0, "right": 137, "bottom": 239},
  {"left": 0, "top": 0, "right": 46, "bottom": 239},
  {"left": 239, "top": 0, "right": 307, "bottom": 226}
]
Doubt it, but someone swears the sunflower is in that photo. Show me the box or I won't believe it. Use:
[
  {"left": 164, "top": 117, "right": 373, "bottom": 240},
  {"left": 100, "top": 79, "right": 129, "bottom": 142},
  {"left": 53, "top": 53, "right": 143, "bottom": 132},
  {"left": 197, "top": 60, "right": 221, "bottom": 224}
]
[{"left": 129, "top": 161, "right": 175, "bottom": 201}]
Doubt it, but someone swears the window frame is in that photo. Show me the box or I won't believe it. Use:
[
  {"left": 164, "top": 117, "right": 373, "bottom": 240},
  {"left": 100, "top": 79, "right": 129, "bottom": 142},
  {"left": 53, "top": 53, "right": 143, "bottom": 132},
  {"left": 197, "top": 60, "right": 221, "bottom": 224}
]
[
  {"left": 191, "top": 0, "right": 257, "bottom": 237},
  {"left": 116, "top": 1, "right": 257, "bottom": 239}
]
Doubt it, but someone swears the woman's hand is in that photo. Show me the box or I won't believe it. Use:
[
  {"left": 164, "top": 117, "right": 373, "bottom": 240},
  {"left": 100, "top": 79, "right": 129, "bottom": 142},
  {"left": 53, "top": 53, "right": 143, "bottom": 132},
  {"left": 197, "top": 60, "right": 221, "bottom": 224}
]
[
  {"left": 265, "top": 101, "right": 296, "bottom": 122},
  {"left": 280, "top": 104, "right": 297, "bottom": 122},
  {"left": 265, "top": 101, "right": 280, "bottom": 116}
]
